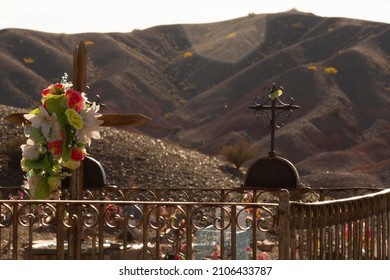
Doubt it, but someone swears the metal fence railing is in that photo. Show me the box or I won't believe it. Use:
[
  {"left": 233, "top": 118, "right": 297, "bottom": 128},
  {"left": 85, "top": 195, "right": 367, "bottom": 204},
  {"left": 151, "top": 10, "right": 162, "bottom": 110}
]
[
  {"left": 0, "top": 186, "right": 387, "bottom": 260},
  {"left": 282, "top": 189, "right": 390, "bottom": 260}
]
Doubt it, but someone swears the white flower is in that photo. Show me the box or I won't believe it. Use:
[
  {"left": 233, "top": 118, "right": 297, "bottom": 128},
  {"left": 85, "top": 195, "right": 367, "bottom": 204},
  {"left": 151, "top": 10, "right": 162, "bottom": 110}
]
[
  {"left": 62, "top": 82, "right": 73, "bottom": 91},
  {"left": 20, "top": 139, "right": 41, "bottom": 160},
  {"left": 77, "top": 103, "right": 103, "bottom": 146},
  {"left": 24, "top": 106, "right": 62, "bottom": 141},
  {"left": 24, "top": 175, "right": 41, "bottom": 195}
]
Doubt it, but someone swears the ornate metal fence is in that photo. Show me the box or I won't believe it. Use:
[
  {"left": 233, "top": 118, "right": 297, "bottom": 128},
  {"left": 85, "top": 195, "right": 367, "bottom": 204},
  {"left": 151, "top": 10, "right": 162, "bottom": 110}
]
[{"left": 0, "top": 186, "right": 387, "bottom": 260}]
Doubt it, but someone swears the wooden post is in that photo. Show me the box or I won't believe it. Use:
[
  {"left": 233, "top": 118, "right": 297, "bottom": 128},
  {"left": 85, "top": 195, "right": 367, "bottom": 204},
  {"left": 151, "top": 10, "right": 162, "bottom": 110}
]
[
  {"left": 71, "top": 41, "right": 87, "bottom": 200},
  {"left": 278, "top": 189, "right": 290, "bottom": 259},
  {"left": 68, "top": 41, "right": 87, "bottom": 259}
]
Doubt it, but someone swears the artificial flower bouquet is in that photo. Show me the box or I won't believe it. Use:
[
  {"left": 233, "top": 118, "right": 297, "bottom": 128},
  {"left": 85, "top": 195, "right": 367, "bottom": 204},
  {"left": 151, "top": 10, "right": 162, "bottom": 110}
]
[{"left": 20, "top": 74, "right": 103, "bottom": 199}]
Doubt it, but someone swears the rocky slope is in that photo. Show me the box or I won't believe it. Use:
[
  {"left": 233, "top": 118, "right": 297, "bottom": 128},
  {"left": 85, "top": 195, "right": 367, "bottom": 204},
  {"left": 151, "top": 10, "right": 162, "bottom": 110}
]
[{"left": 0, "top": 105, "right": 243, "bottom": 189}]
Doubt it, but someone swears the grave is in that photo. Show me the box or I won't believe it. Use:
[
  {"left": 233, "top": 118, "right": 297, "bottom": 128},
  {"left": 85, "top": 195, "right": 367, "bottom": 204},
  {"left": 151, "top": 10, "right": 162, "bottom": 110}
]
[
  {"left": 6, "top": 41, "right": 151, "bottom": 259},
  {"left": 245, "top": 83, "right": 300, "bottom": 189}
]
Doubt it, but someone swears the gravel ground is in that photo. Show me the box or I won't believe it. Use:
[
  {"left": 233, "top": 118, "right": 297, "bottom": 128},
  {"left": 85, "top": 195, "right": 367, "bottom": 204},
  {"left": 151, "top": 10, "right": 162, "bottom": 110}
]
[{"left": 0, "top": 105, "right": 244, "bottom": 190}]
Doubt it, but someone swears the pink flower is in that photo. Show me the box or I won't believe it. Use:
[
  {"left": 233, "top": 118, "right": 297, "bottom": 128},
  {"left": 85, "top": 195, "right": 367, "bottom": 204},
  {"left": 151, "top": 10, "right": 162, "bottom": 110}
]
[
  {"left": 257, "top": 252, "right": 268, "bottom": 260},
  {"left": 47, "top": 132, "right": 65, "bottom": 156},
  {"left": 42, "top": 83, "right": 64, "bottom": 96},
  {"left": 70, "top": 147, "right": 85, "bottom": 161},
  {"left": 65, "top": 89, "right": 84, "bottom": 112},
  {"left": 48, "top": 139, "right": 63, "bottom": 156}
]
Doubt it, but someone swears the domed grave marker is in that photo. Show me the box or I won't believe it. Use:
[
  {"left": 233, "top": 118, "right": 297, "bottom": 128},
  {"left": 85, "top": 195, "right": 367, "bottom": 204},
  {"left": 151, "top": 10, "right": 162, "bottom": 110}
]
[{"left": 246, "top": 83, "right": 300, "bottom": 188}]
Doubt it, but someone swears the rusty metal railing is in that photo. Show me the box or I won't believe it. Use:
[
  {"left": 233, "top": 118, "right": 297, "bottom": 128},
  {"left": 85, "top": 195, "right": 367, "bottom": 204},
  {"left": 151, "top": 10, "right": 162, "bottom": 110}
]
[
  {"left": 284, "top": 188, "right": 390, "bottom": 259},
  {"left": 0, "top": 198, "right": 278, "bottom": 260},
  {"left": 0, "top": 186, "right": 386, "bottom": 260}
]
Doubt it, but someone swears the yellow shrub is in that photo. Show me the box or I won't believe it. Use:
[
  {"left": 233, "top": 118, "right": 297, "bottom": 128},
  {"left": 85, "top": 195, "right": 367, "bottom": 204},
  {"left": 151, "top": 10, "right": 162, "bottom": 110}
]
[
  {"left": 23, "top": 57, "right": 34, "bottom": 64},
  {"left": 183, "top": 51, "right": 193, "bottom": 58},
  {"left": 84, "top": 41, "right": 94, "bottom": 46},
  {"left": 226, "top": 32, "right": 237, "bottom": 39},
  {"left": 307, "top": 65, "right": 317, "bottom": 71},
  {"left": 324, "top": 67, "right": 338, "bottom": 74}
]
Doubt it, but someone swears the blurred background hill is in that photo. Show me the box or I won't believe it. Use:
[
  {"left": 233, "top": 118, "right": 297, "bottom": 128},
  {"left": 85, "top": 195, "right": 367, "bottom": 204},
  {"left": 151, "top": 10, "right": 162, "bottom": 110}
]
[{"left": 1, "top": 10, "right": 389, "bottom": 188}]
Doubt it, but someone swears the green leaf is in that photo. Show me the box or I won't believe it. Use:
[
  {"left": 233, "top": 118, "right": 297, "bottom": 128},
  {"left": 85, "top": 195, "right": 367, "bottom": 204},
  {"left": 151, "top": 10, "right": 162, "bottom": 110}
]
[
  {"left": 29, "top": 127, "right": 46, "bottom": 144},
  {"left": 23, "top": 154, "right": 51, "bottom": 170},
  {"left": 54, "top": 85, "right": 63, "bottom": 95},
  {"left": 34, "top": 177, "right": 50, "bottom": 199},
  {"left": 45, "top": 94, "right": 66, "bottom": 127},
  {"left": 29, "top": 108, "right": 40, "bottom": 115}
]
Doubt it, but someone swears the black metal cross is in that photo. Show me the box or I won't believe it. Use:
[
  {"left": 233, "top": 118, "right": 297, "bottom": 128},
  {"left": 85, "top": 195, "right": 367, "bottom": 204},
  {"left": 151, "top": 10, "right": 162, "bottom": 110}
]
[{"left": 249, "top": 83, "right": 300, "bottom": 157}]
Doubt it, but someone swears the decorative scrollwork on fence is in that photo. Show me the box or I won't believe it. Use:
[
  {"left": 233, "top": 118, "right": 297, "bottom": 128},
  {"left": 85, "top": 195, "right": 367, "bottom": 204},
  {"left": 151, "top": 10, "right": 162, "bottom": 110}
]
[
  {"left": 213, "top": 206, "right": 232, "bottom": 231},
  {"left": 191, "top": 205, "right": 232, "bottom": 231},
  {"left": 254, "top": 190, "right": 280, "bottom": 203},
  {"left": 235, "top": 205, "right": 277, "bottom": 232},
  {"left": 18, "top": 204, "right": 37, "bottom": 227},
  {"left": 224, "top": 189, "right": 253, "bottom": 203},
  {"left": 82, "top": 203, "right": 99, "bottom": 228},
  {"left": 61, "top": 204, "right": 81, "bottom": 229},
  {"left": 191, "top": 205, "right": 213, "bottom": 230},
  {"left": 256, "top": 206, "right": 277, "bottom": 232},
  {"left": 124, "top": 204, "right": 143, "bottom": 229},
  {"left": 104, "top": 203, "right": 125, "bottom": 229},
  {"left": 126, "top": 189, "right": 157, "bottom": 201},
  {"left": 192, "top": 190, "right": 222, "bottom": 202},
  {"left": 0, "top": 203, "right": 13, "bottom": 227},
  {"left": 236, "top": 206, "right": 254, "bottom": 231},
  {"left": 160, "top": 189, "right": 190, "bottom": 202}
]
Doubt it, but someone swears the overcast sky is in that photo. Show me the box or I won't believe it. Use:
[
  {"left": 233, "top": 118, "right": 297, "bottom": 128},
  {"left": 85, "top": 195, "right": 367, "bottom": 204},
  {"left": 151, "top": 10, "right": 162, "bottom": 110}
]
[{"left": 1, "top": 0, "right": 389, "bottom": 34}]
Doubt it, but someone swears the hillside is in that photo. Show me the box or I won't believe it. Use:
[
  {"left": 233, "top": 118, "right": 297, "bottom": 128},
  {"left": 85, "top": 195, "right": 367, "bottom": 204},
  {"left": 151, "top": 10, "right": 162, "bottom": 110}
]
[
  {"left": 0, "top": 105, "right": 243, "bottom": 189},
  {"left": 1, "top": 10, "right": 389, "bottom": 188}
]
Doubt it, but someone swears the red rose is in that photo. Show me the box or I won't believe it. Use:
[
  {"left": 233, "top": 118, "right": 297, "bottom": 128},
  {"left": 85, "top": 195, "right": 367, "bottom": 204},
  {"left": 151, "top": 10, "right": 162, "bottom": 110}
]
[
  {"left": 65, "top": 89, "right": 84, "bottom": 112},
  {"left": 48, "top": 139, "right": 63, "bottom": 156},
  {"left": 70, "top": 147, "right": 85, "bottom": 161},
  {"left": 42, "top": 83, "right": 63, "bottom": 96}
]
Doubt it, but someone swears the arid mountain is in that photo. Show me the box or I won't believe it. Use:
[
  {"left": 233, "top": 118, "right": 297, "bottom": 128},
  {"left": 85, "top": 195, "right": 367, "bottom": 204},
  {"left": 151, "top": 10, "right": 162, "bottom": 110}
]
[{"left": 1, "top": 10, "right": 389, "bottom": 188}]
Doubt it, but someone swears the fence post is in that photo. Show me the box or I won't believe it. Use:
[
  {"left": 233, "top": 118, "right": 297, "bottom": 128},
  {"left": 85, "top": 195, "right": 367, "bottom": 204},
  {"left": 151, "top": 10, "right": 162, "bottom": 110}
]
[{"left": 278, "top": 189, "right": 290, "bottom": 260}]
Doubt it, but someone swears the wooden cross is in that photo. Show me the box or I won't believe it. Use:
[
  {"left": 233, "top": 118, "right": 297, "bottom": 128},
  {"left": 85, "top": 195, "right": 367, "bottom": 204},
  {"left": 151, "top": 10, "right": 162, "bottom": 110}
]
[
  {"left": 5, "top": 43, "right": 150, "bottom": 128},
  {"left": 6, "top": 41, "right": 151, "bottom": 199},
  {"left": 5, "top": 41, "right": 151, "bottom": 259},
  {"left": 6, "top": 41, "right": 151, "bottom": 198},
  {"left": 248, "top": 83, "right": 299, "bottom": 157}
]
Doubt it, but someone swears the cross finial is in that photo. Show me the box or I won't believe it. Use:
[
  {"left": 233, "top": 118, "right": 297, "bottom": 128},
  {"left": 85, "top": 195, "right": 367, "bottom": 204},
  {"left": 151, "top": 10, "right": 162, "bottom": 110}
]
[{"left": 249, "top": 83, "right": 300, "bottom": 157}]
